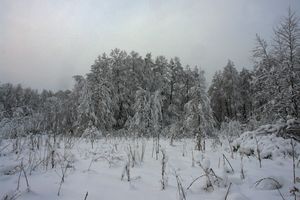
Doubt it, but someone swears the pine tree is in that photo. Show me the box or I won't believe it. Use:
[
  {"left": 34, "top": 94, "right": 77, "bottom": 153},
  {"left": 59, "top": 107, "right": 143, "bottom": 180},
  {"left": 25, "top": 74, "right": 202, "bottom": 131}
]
[
  {"left": 208, "top": 61, "right": 242, "bottom": 125},
  {"left": 72, "top": 75, "right": 93, "bottom": 134},
  {"left": 129, "top": 88, "right": 151, "bottom": 137},
  {"left": 110, "top": 49, "right": 132, "bottom": 128},
  {"left": 208, "top": 71, "right": 226, "bottom": 126},
  {"left": 87, "top": 53, "right": 116, "bottom": 131},
  {"left": 239, "top": 68, "right": 253, "bottom": 122},
  {"left": 273, "top": 8, "right": 300, "bottom": 118},
  {"left": 222, "top": 60, "right": 241, "bottom": 120},
  {"left": 252, "top": 9, "right": 300, "bottom": 122},
  {"left": 129, "top": 89, "right": 163, "bottom": 137}
]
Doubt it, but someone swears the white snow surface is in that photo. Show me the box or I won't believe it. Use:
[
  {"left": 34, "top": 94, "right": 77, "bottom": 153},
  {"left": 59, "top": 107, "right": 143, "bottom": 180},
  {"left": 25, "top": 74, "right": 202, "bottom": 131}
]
[{"left": 0, "top": 136, "right": 299, "bottom": 200}]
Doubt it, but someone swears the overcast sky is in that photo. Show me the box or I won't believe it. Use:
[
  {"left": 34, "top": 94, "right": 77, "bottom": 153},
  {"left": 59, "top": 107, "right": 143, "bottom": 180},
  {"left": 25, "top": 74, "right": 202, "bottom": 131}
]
[{"left": 0, "top": 0, "right": 299, "bottom": 91}]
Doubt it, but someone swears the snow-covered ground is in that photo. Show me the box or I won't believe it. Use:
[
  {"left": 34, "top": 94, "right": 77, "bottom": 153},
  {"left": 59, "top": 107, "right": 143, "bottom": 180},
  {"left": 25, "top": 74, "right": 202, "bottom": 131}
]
[{"left": 0, "top": 136, "right": 298, "bottom": 200}]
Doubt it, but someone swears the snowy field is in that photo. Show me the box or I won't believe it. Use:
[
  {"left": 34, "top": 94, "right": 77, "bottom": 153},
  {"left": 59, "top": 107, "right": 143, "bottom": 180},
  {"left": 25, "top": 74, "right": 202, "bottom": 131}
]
[{"left": 0, "top": 136, "right": 298, "bottom": 200}]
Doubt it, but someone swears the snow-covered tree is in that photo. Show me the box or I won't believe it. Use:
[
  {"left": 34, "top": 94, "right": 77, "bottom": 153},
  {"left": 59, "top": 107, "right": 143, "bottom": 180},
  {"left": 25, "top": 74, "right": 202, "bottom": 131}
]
[
  {"left": 87, "top": 53, "right": 116, "bottom": 131},
  {"left": 239, "top": 68, "right": 253, "bottom": 122},
  {"left": 184, "top": 69, "right": 215, "bottom": 149},
  {"left": 129, "top": 88, "right": 163, "bottom": 137},
  {"left": 222, "top": 60, "right": 241, "bottom": 120},
  {"left": 252, "top": 34, "right": 281, "bottom": 122},
  {"left": 180, "top": 65, "right": 196, "bottom": 111},
  {"left": 129, "top": 88, "right": 151, "bottom": 137},
  {"left": 71, "top": 75, "right": 93, "bottom": 135},
  {"left": 208, "top": 61, "right": 242, "bottom": 125},
  {"left": 110, "top": 49, "right": 132, "bottom": 128},
  {"left": 163, "top": 57, "right": 184, "bottom": 126},
  {"left": 273, "top": 8, "right": 300, "bottom": 118},
  {"left": 252, "top": 9, "right": 300, "bottom": 122},
  {"left": 150, "top": 90, "right": 163, "bottom": 134}
]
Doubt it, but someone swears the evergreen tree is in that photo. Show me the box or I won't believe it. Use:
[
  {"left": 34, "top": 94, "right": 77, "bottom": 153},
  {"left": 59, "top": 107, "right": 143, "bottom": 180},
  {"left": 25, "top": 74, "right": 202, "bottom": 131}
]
[
  {"left": 87, "top": 53, "right": 116, "bottom": 131},
  {"left": 208, "top": 71, "right": 225, "bottom": 126},
  {"left": 239, "top": 68, "right": 253, "bottom": 122},
  {"left": 273, "top": 8, "right": 300, "bottom": 118}
]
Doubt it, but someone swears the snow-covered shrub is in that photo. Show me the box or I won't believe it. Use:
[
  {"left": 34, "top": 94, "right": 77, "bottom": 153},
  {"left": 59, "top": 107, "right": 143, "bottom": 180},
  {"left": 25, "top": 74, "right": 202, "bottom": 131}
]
[
  {"left": 251, "top": 123, "right": 285, "bottom": 136},
  {"left": 232, "top": 119, "right": 300, "bottom": 159},
  {"left": 233, "top": 132, "right": 300, "bottom": 159},
  {"left": 0, "top": 113, "right": 42, "bottom": 139},
  {"left": 82, "top": 125, "right": 102, "bottom": 139},
  {"left": 244, "top": 117, "right": 261, "bottom": 131},
  {"left": 187, "top": 155, "right": 228, "bottom": 192},
  {"left": 219, "top": 120, "right": 242, "bottom": 139},
  {"left": 216, "top": 120, "right": 243, "bottom": 157},
  {"left": 210, "top": 137, "right": 222, "bottom": 151},
  {"left": 82, "top": 125, "right": 102, "bottom": 148}
]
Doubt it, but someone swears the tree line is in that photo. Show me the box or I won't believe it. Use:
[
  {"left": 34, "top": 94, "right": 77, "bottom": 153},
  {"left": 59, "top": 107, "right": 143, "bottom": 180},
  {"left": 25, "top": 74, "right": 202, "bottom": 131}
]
[
  {"left": 209, "top": 8, "right": 300, "bottom": 127},
  {"left": 0, "top": 9, "right": 299, "bottom": 138},
  {"left": 0, "top": 50, "right": 214, "bottom": 138}
]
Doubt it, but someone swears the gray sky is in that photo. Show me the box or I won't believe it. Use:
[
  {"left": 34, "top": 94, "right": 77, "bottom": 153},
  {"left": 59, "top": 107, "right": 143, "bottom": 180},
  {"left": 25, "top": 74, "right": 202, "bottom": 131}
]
[{"left": 0, "top": 0, "right": 299, "bottom": 91}]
